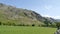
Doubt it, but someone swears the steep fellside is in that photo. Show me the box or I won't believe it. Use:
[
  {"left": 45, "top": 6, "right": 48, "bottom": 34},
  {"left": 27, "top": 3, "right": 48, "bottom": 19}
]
[{"left": 0, "top": 3, "right": 45, "bottom": 26}]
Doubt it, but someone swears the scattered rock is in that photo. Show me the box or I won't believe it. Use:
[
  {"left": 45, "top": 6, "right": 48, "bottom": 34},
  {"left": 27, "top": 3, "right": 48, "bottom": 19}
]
[{"left": 54, "top": 29, "right": 60, "bottom": 34}]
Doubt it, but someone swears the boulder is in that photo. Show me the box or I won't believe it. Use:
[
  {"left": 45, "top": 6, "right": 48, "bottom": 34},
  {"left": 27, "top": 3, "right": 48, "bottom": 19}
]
[{"left": 54, "top": 29, "right": 60, "bottom": 34}]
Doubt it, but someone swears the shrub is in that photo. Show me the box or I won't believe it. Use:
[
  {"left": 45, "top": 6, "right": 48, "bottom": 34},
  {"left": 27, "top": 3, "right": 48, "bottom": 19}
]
[
  {"left": 56, "top": 22, "right": 60, "bottom": 29},
  {"left": 32, "top": 24, "right": 35, "bottom": 26},
  {"left": 0, "top": 22, "right": 1, "bottom": 25},
  {"left": 38, "top": 24, "right": 41, "bottom": 27}
]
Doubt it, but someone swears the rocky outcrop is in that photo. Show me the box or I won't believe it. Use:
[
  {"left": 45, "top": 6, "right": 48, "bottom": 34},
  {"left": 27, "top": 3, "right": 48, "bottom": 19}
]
[
  {"left": 0, "top": 3, "right": 45, "bottom": 22},
  {"left": 54, "top": 29, "right": 60, "bottom": 34}
]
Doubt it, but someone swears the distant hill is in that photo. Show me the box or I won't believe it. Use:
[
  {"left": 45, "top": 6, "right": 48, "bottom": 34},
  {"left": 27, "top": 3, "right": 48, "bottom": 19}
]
[
  {"left": 0, "top": 3, "right": 46, "bottom": 26},
  {"left": 55, "top": 19, "right": 60, "bottom": 22}
]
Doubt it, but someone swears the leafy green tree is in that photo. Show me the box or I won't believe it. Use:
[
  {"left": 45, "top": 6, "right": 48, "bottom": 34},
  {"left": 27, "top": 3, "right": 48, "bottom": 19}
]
[
  {"left": 32, "top": 24, "right": 35, "bottom": 26},
  {"left": 44, "top": 19, "right": 49, "bottom": 27},
  {"left": 56, "top": 22, "right": 60, "bottom": 30}
]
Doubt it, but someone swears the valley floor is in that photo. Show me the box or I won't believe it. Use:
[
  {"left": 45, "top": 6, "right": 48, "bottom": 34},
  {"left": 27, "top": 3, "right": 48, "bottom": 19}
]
[{"left": 0, "top": 26, "right": 56, "bottom": 34}]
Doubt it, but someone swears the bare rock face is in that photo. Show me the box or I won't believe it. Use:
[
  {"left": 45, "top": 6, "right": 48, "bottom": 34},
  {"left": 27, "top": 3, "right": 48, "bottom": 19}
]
[{"left": 54, "top": 29, "right": 60, "bottom": 34}]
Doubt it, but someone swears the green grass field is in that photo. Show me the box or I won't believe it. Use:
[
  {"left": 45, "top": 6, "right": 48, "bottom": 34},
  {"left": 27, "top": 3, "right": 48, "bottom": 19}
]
[{"left": 0, "top": 26, "right": 56, "bottom": 34}]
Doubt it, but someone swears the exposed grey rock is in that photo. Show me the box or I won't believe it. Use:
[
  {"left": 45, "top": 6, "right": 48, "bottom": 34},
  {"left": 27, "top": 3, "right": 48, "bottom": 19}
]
[{"left": 54, "top": 29, "right": 60, "bottom": 34}]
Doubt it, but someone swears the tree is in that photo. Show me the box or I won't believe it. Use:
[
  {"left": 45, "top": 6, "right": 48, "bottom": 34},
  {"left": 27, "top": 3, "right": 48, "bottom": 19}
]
[
  {"left": 56, "top": 22, "right": 60, "bottom": 30},
  {"left": 32, "top": 24, "right": 35, "bottom": 26},
  {"left": 0, "top": 22, "right": 1, "bottom": 25},
  {"left": 44, "top": 19, "right": 49, "bottom": 27}
]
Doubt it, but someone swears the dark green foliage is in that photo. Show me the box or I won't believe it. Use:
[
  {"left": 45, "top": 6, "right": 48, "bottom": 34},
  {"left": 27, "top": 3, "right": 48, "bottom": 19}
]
[
  {"left": 7, "top": 22, "right": 12, "bottom": 26},
  {"left": 16, "top": 23, "right": 26, "bottom": 26},
  {"left": 51, "top": 24, "right": 56, "bottom": 28},
  {"left": 0, "top": 22, "right": 1, "bottom": 25},
  {"left": 2, "top": 23, "right": 6, "bottom": 25},
  {"left": 20, "top": 24, "right": 24, "bottom": 26},
  {"left": 26, "top": 24, "right": 29, "bottom": 26},
  {"left": 12, "top": 23, "right": 16, "bottom": 26},
  {"left": 24, "top": 13, "right": 27, "bottom": 16},
  {"left": 56, "top": 22, "right": 60, "bottom": 29},
  {"left": 44, "top": 19, "right": 49, "bottom": 27},
  {"left": 2, "top": 22, "right": 16, "bottom": 26},
  {"left": 38, "top": 25, "right": 40, "bottom": 27},
  {"left": 32, "top": 24, "right": 35, "bottom": 26},
  {"left": 16, "top": 24, "right": 22, "bottom": 26}
]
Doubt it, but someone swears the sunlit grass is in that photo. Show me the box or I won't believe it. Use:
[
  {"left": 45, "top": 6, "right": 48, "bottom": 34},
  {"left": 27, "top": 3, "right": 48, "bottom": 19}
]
[{"left": 0, "top": 26, "right": 56, "bottom": 34}]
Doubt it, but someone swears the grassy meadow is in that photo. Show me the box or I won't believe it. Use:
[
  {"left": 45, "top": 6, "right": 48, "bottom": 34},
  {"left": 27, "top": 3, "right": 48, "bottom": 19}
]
[{"left": 0, "top": 26, "right": 56, "bottom": 34}]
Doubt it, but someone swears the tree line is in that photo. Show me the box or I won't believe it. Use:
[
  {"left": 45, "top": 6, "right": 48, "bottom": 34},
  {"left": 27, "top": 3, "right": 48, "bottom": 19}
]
[{"left": 0, "top": 20, "right": 60, "bottom": 29}]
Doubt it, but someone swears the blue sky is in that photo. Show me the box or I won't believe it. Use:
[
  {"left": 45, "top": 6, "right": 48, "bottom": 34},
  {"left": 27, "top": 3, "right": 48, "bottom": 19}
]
[{"left": 0, "top": 0, "right": 60, "bottom": 19}]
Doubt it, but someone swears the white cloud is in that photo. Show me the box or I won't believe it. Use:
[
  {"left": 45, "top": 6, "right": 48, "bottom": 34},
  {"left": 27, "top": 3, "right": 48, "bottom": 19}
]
[
  {"left": 42, "top": 15, "right": 60, "bottom": 19},
  {"left": 44, "top": 5, "right": 52, "bottom": 10},
  {"left": 42, "top": 15, "right": 51, "bottom": 17},
  {"left": 54, "top": 16, "right": 60, "bottom": 19}
]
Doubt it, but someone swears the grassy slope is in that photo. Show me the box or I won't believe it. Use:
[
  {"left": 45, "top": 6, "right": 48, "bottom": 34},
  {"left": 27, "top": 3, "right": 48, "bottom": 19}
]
[
  {"left": 0, "top": 10, "right": 42, "bottom": 25},
  {"left": 0, "top": 26, "right": 56, "bottom": 34}
]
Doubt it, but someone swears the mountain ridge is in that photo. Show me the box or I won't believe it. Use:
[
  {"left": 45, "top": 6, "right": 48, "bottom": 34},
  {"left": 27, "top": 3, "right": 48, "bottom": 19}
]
[{"left": 0, "top": 3, "right": 58, "bottom": 26}]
